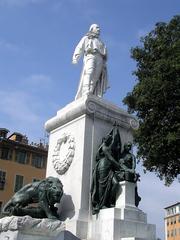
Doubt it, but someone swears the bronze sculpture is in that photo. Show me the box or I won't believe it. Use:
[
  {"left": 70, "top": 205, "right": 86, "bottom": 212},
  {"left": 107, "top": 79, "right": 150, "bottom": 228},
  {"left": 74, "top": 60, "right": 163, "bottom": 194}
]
[
  {"left": 91, "top": 126, "right": 121, "bottom": 214},
  {"left": 118, "top": 142, "right": 140, "bottom": 183},
  {"left": 2, "top": 176, "right": 63, "bottom": 219},
  {"left": 91, "top": 125, "right": 140, "bottom": 214}
]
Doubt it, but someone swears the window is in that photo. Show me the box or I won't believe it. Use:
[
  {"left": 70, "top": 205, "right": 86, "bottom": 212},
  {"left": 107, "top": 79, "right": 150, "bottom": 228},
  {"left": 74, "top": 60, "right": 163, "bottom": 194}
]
[
  {"left": 32, "top": 154, "right": 45, "bottom": 169},
  {"left": 15, "top": 150, "right": 29, "bottom": 164},
  {"left": 167, "top": 218, "right": 169, "bottom": 226},
  {"left": 32, "top": 178, "right": 40, "bottom": 182},
  {"left": 174, "top": 216, "right": 176, "bottom": 224},
  {"left": 0, "top": 170, "right": 6, "bottom": 190},
  {"left": 0, "top": 147, "right": 12, "bottom": 160},
  {"left": 14, "top": 175, "right": 24, "bottom": 192},
  {"left": 171, "top": 230, "right": 173, "bottom": 237},
  {"left": 174, "top": 228, "right": 176, "bottom": 236},
  {"left": 167, "top": 230, "right": 169, "bottom": 238}
]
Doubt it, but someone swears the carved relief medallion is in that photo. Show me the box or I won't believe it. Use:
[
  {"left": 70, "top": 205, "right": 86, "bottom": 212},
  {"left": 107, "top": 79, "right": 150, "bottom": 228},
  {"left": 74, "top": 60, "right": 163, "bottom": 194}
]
[
  {"left": 52, "top": 133, "right": 75, "bottom": 175},
  {"left": 129, "top": 118, "right": 139, "bottom": 130}
]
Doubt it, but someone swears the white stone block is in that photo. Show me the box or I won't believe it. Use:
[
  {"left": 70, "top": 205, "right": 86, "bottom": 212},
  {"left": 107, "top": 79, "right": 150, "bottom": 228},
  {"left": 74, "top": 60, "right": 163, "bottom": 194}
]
[
  {"left": 116, "top": 181, "right": 136, "bottom": 208},
  {"left": 54, "top": 231, "right": 81, "bottom": 240},
  {"left": 44, "top": 95, "right": 156, "bottom": 240},
  {"left": 0, "top": 230, "right": 18, "bottom": 240},
  {"left": 45, "top": 95, "right": 136, "bottom": 239},
  {"left": 0, "top": 216, "right": 74, "bottom": 240},
  {"left": 121, "top": 238, "right": 146, "bottom": 240},
  {"left": 89, "top": 208, "right": 155, "bottom": 240},
  {"left": 0, "top": 230, "right": 80, "bottom": 240},
  {"left": 115, "top": 181, "right": 147, "bottom": 223}
]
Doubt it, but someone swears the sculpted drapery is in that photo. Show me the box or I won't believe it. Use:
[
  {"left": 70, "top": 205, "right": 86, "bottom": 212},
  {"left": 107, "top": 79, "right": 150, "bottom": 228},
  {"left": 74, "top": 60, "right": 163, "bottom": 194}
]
[{"left": 72, "top": 24, "right": 109, "bottom": 100}]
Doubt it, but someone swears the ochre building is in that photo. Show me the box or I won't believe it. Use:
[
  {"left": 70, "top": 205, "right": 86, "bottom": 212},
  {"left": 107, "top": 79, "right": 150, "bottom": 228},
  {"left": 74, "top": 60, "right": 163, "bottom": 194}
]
[
  {"left": 164, "top": 202, "right": 180, "bottom": 240},
  {"left": 0, "top": 128, "right": 48, "bottom": 213}
]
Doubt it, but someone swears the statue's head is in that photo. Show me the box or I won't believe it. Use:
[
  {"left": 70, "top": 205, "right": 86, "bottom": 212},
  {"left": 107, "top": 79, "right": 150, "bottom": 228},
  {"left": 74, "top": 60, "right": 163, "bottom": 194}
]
[
  {"left": 103, "top": 135, "right": 112, "bottom": 146},
  {"left": 89, "top": 24, "right": 100, "bottom": 36},
  {"left": 45, "top": 177, "right": 64, "bottom": 204},
  {"left": 124, "top": 142, "right": 132, "bottom": 152}
]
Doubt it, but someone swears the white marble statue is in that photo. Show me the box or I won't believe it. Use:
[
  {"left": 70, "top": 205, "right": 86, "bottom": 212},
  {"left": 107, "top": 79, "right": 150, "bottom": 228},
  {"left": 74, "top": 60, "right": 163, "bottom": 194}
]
[{"left": 72, "top": 24, "right": 109, "bottom": 100}]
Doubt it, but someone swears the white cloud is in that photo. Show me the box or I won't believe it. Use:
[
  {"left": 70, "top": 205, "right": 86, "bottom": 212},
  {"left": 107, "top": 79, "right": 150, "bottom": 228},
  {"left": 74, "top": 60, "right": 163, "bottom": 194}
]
[
  {"left": 0, "top": 73, "right": 57, "bottom": 141},
  {"left": 0, "top": 39, "right": 19, "bottom": 52},
  {"left": 0, "top": 73, "right": 54, "bottom": 125},
  {"left": 0, "top": 72, "right": 56, "bottom": 141},
  {"left": 19, "top": 74, "right": 54, "bottom": 95},
  {"left": 0, "top": 90, "right": 39, "bottom": 123},
  {"left": 24, "top": 74, "right": 53, "bottom": 87}
]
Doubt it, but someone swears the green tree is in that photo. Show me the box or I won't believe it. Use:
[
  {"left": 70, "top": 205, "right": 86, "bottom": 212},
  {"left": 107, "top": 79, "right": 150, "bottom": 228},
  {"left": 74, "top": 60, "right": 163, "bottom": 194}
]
[{"left": 123, "top": 15, "right": 180, "bottom": 185}]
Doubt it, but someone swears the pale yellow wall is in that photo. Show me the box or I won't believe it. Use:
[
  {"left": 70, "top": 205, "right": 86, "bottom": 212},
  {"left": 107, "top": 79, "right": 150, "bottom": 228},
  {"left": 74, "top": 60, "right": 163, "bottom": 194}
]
[
  {"left": 165, "top": 214, "right": 180, "bottom": 240},
  {"left": 0, "top": 149, "right": 46, "bottom": 208}
]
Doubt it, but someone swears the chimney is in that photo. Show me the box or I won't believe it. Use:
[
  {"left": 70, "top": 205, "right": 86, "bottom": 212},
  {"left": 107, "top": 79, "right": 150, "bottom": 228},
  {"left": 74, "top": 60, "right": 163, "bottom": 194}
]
[
  {"left": 8, "top": 132, "right": 23, "bottom": 142},
  {"left": 0, "top": 128, "right": 9, "bottom": 138}
]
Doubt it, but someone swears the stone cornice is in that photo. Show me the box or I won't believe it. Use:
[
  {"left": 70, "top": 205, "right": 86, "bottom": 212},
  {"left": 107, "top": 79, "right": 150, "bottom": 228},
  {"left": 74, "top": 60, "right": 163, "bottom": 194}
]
[{"left": 45, "top": 95, "right": 139, "bottom": 133}]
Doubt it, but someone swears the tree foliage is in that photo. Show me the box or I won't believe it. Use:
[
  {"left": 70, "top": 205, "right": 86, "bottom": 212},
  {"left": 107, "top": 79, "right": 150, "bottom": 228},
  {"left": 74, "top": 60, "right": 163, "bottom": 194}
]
[{"left": 123, "top": 15, "right": 180, "bottom": 185}]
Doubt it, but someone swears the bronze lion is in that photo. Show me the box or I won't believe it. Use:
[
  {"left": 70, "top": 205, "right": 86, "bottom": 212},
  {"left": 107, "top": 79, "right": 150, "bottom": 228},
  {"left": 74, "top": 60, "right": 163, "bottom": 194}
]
[{"left": 2, "top": 176, "right": 63, "bottom": 219}]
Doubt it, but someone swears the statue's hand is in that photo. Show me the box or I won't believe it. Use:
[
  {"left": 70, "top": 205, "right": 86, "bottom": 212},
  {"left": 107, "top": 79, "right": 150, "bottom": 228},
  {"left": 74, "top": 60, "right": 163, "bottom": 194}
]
[
  {"left": 103, "top": 54, "right": 107, "bottom": 61},
  {"left": 72, "top": 59, "right": 78, "bottom": 64}
]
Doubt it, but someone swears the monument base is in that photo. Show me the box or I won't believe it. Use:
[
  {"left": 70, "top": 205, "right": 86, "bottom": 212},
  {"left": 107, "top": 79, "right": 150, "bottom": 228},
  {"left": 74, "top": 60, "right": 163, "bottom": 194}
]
[
  {"left": 0, "top": 230, "right": 80, "bottom": 240},
  {"left": 88, "top": 181, "right": 156, "bottom": 240},
  {"left": 44, "top": 95, "right": 156, "bottom": 240},
  {"left": 45, "top": 95, "right": 137, "bottom": 239},
  {"left": 89, "top": 208, "right": 155, "bottom": 240},
  {"left": 0, "top": 216, "right": 80, "bottom": 240}
]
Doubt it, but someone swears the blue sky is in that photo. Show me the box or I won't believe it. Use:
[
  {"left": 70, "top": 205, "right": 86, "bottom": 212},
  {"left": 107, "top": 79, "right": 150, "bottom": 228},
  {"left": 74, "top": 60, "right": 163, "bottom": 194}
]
[{"left": 0, "top": 0, "right": 179, "bottom": 238}]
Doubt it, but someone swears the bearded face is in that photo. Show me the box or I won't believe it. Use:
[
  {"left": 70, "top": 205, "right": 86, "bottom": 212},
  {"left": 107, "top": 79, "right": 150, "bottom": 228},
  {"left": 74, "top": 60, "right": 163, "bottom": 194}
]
[{"left": 89, "top": 24, "right": 100, "bottom": 36}]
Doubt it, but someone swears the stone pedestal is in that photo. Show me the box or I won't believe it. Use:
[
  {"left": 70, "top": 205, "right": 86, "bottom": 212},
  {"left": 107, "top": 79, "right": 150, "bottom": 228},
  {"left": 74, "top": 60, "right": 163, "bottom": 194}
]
[
  {"left": 0, "top": 230, "right": 79, "bottom": 240},
  {"left": 45, "top": 95, "right": 138, "bottom": 239},
  {"left": 88, "top": 181, "right": 156, "bottom": 240},
  {"left": 44, "top": 95, "right": 156, "bottom": 240},
  {"left": 116, "top": 181, "right": 137, "bottom": 208},
  {"left": 0, "top": 216, "right": 80, "bottom": 240}
]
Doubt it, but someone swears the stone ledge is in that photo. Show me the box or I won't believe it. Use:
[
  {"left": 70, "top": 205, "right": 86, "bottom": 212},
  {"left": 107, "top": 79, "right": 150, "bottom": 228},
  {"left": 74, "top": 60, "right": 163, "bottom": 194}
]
[
  {"left": 45, "top": 95, "right": 138, "bottom": 133},
  {"left": 0, "top": 216, "right": 65, "bottom": 236},
  {"left": 121, "top": 238, "right": 147, "bottom": 240}
]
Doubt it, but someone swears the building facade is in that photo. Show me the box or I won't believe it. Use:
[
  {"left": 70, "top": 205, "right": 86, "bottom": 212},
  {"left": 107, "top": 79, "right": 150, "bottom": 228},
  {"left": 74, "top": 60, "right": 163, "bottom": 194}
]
[
  {"left": 0, "top": 128, "right": 48, "bottom": 214},
  {"left": 164, "top": 202, "right": 180, "bottom": 240}
]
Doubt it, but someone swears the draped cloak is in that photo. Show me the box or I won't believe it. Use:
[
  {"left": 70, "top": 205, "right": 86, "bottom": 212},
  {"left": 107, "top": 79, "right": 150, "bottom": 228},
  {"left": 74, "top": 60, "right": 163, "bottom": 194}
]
[{"left": 72, "top": 35, "right": 109, "bottom": 100}]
